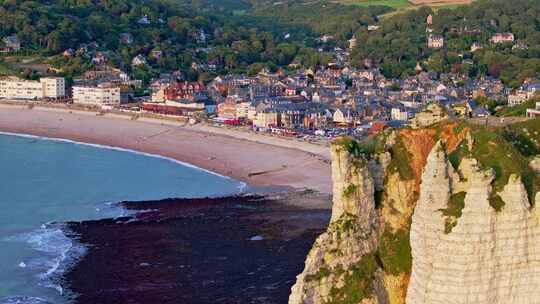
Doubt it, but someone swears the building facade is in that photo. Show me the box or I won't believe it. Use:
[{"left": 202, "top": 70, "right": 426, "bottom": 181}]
[
  {"left": 253, "top": 110, "right": 279, "bottom": 129},
  {"left": 72, "top": 85, "right": 121, "bottom": 106},
  {"left": 41, "top": 77, "right": 66, "bottom": 98},
  {"left": 427, "top": 35, "right": 444, "bottom": 49},
  {"left": 491, "top": 33, "right": 515, "bottom": 44},
  {"left": 391, "top": 107, "right": 409, "bottom": 121},
  {"left": 508, "top": 90, "right": 529, "bottom": 106},
  {"left": 0, "top": 77, "right": 65, "bottom": 100},
  {"left": 526, "top": 102, "right": 540, "bottom": 118},
  {"left": 1, "top": 35, "right": 21, "bottom": 52}
]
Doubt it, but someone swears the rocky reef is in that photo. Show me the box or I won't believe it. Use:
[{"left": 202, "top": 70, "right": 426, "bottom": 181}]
[
  {"left": 62, "top": 194, "right": 331, "bottom": 304},
  {"left": 290, "top": 112, "right": 540, "bottom": 304}
]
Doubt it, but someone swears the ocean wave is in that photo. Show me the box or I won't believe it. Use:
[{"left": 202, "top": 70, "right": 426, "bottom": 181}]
[
  {"left": 6, "top": 224, "right": 86, "bottom": 296},
  {"left": 0, "top": 131, "right": 247, "bottom": 191},
  {"left": 100, "top": 201, "right": 135, "bottom": 219},
  {"left": 0, "top": 296, "right": 53, "bottom": 304}
]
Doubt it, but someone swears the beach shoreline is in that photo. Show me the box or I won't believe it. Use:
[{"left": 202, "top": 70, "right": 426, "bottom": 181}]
[{"left": 0, "top": 104, "right": 332, "bottom": 195}]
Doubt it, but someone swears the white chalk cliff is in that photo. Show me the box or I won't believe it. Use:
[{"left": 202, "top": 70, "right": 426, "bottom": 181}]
[
  {"left": 407, "top": 142, "right": 540, "bottom": 304},
  {"left": 289, "top": 141, "right": 382, "bottom": 304}
]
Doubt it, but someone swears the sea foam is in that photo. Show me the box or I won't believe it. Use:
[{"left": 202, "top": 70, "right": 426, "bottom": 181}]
[
  {"left": 7, "top": 225, "right": 86, "bottom": 296},
  {"left": 0, "top": 296, "right": 52, "bottom": 304}
]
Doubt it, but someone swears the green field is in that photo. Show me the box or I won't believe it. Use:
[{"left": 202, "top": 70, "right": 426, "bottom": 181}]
[
  {"left": 336, "top": 0, "right": 411, "bottom": 8},
  {"left": 335, "top": 0, "right": 471, "bottom": 13},
  {"left": 0, "top": 61, "right": 16, "bottom": 76}
]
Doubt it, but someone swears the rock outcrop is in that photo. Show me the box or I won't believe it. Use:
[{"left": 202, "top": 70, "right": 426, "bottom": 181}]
[
  {"left": 411, "top": 103, "right": 447, "bottom": 129},
  {"left": 289, "top": 139, "right": 382, "bottom": 304}
]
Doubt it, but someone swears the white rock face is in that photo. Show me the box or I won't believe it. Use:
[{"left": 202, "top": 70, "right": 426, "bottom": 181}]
[
  {"left": 407, "top": 141, "right": 540, "bottom": 304},
  {"left": 531, "top": 156, "right": 540, "bottom": 176},
  {"left": 289, "top": 142, "right": 380, "bottom": 304}
]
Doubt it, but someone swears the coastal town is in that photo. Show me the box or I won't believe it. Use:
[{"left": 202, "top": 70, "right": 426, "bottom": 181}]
[{"left": 1, "top": 14, "right": 539, "bottom": 143}]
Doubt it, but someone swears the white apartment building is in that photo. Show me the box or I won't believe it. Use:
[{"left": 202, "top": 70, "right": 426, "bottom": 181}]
[
  {"left": 72, "top": 85, "right": 121, "bottom": 106},
  {"left": 41, "top": 77, "right": 66, "bottom": 98},
  {"left": 526, "top": 102, "right": 540, "bottom": 118},
  {"left": 236, "top": 101, "right": 251, "bottom": 119},
  {"left": 0, "top": 77, "right": 66, "bottom": 100},
  {"left": 391, "top": 107, "right": 409, "bottom": 121}
]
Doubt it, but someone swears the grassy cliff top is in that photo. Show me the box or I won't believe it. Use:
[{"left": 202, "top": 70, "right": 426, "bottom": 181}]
[{"left": 333, "top": 118, "right": 540, "bottom": 206}]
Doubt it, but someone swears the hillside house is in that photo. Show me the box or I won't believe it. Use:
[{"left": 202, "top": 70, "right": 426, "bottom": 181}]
[
  {"left": 91, "top": 52, "right": 108, "bottom": 65},
  {"left": 508, "top": 90, "right": 529, "bottom": 106},
  {"left": 63, "top": 49, "right": 75, "bottom": 57},
  {"left": 368, "top": 122, "right": 388, "bottom": 136},
  {"left": 491, "top": 33, "right": 514, "bottom": 44},
  {"left": 1, "top": 35, "right": 20, "bottom": 52},
  {"left": 471, "top": 42, "right": 483, "bottom": 52},
  {"left": 428, "top": 35, "right": 444, "bottom": 49},
  {"left": 131, "top": 55, "right": 147, "bottom": 66},
  {"left": 511, "top": 40, "right": 527, "bottom": 51},
  {"left": 525, "top": 83, "right": 540, "bottom": 97},
  {"left": 451, "top": 100, "right": 476, "bottom": 117}
]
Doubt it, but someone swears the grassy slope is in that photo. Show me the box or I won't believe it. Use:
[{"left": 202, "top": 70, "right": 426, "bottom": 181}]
[
  {"left": 496, "top": 99, "right": 538, "bottom": 117},
  {"left": 448, "top": 119, "right": 540, "bottom": 208},
  {"left": 0, "top": 60, "right": 19, "bottom": 76}
]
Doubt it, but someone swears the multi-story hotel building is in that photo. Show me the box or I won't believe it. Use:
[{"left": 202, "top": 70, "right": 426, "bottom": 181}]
[
  {"left": 72, "top": 85, "right": 121, "bottom": 106},
  {"left": 0, "top": 77, "right": 66, "bottom": 100},
  {"left": 41, "top": 77, "right": 66, "bottom": 98}
]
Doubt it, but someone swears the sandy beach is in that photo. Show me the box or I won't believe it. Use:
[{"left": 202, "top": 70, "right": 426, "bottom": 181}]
[{"left": 0, "top": 104, "right": 332, "bottom": 194}]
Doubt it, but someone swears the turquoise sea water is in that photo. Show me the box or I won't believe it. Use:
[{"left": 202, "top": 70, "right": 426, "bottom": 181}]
[{"left": 0, "top": 133, "right": 244, "bottom": 304}]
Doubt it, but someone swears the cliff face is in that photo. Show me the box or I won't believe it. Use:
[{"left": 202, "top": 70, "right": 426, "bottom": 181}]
[
  {"left": 289, "top": 139, "right": 382, "bottom": 304},
  {"left": 290, "top": 116, "right": 540, "bottom": 304},
  {"left": 407, "top": 143, "right": 540, "bottom": 303}
]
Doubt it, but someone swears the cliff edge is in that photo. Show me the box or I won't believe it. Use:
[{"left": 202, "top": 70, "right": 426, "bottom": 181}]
[{"left": 289, "top": 137, "right": 382, "bottom": 304}]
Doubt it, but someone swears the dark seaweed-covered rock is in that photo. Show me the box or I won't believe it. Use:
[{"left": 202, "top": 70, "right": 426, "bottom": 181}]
[{"left": 61, "top": 195, "right": 329, "bottom": 304}]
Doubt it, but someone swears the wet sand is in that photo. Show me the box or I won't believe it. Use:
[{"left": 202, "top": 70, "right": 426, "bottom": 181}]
[{"left": 0, "top": 105, "right": 331, "bottom": 194}]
